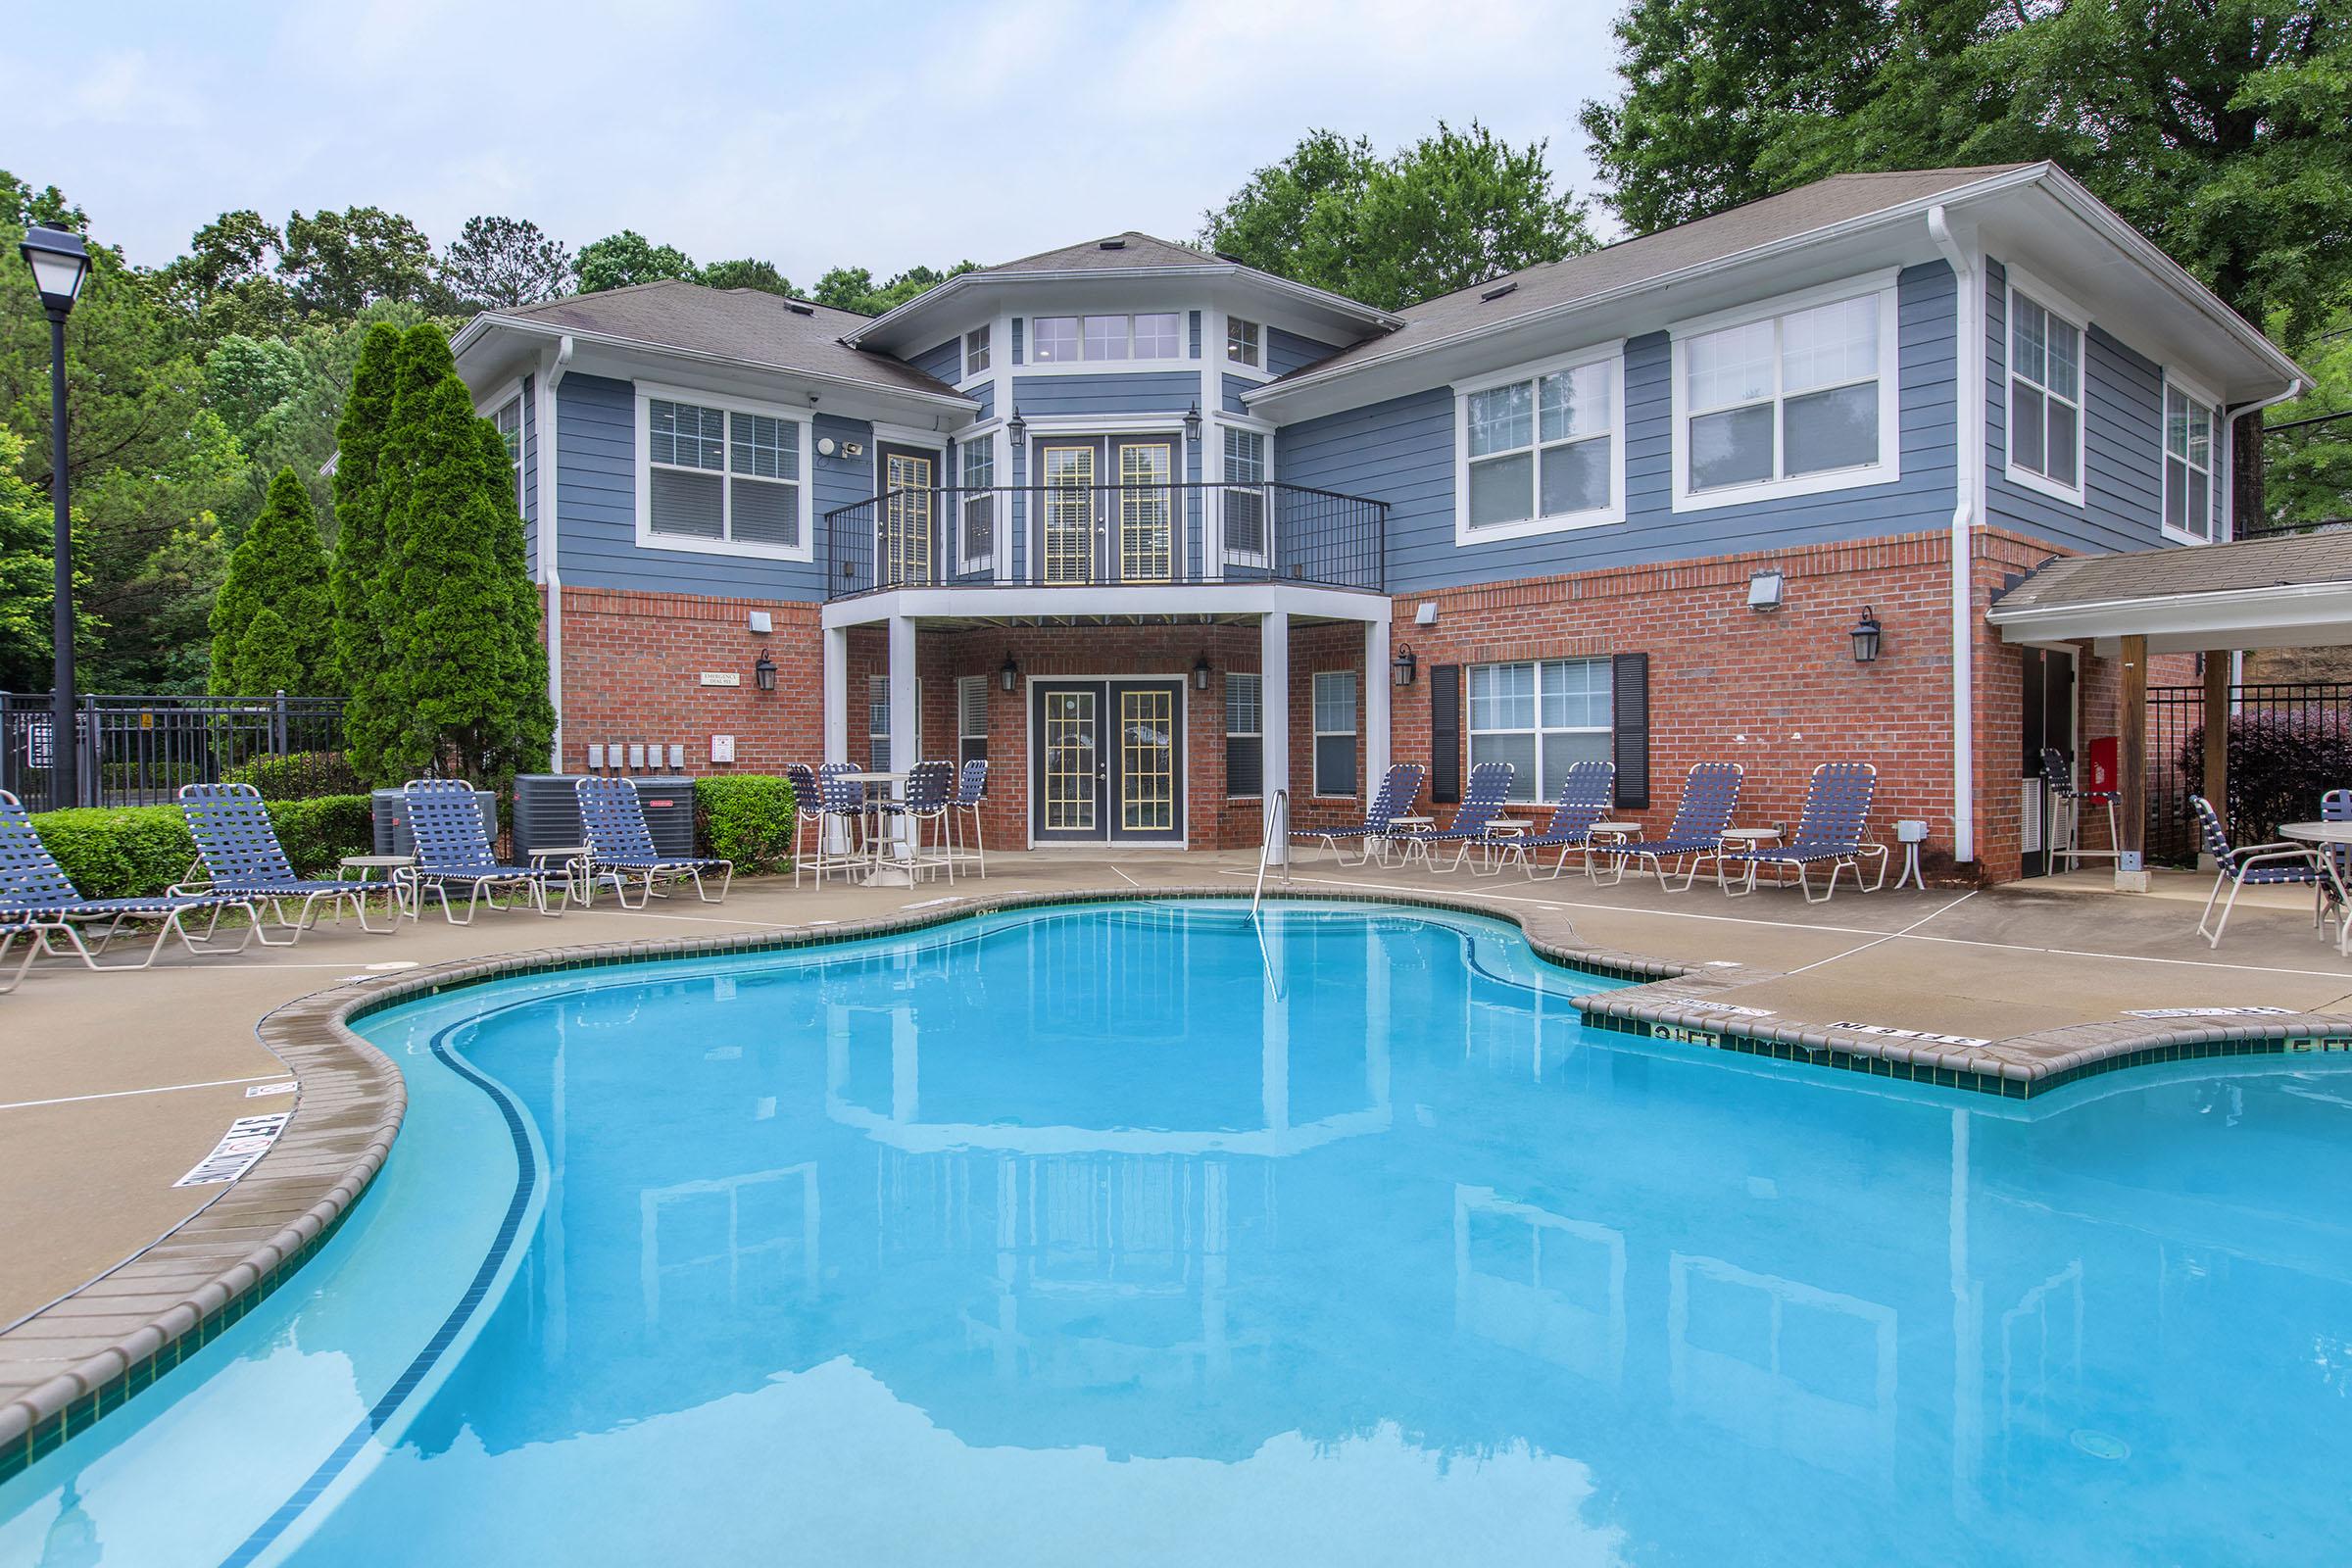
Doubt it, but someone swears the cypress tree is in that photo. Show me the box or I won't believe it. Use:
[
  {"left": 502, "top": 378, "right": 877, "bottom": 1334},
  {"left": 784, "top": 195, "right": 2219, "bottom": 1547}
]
[
  {"left": 209, "top": 465, "right": 336, "bottom": 695},
  {"left": 330, "top": 323, "right": 402, "bottom": 779}
]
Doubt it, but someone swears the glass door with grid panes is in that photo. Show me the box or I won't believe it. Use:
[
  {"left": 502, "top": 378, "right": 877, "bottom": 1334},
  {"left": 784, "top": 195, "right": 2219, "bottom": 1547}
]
[
  {"left": 1029, "top": 679, "right": 1184, "bottom": 844},
  {"left": 878, "top": 446, "right": 937, "bottom": 586},
  {"left": 1038, "top": 442, "right": 1097, "bottom": 583},
  {"left": 1031, "top": 435, "right": 1178, "bottom": 584}
]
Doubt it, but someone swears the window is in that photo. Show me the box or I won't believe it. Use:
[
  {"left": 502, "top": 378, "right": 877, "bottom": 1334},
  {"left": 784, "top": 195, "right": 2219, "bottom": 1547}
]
[
  {"left": 958, "top": 437, "right": 997, "bottom": 571},
  {"left": 957, "top": 674, "right": 989, "bottom": 764},
  {"left": 1312, "top": 670, "right": 1357, "bottom": 797},
  {"left": 1031, "top": 313, "right": 1183, "bottom": 364},
  {"left": 1225, "top": 672, "right": 1262, "bottom": 797},
  {"left": 492, "top": 394, "right": 523, "bottom": 510},
  {"left": 2008, "top": 287, "right": 2083, "bottom": 499},
  {"left": 1457, "top": 350, "right": 1622, "bottom": 541},
  {"left": 643, "top": 393, "right": 807, "bottom": 554},
  {"left": 2165, "top": 383, "right": 2221, "bottom": 543},
  {"left": 1670, "top": 278, "right": 1898, "bottom": 510},
  {"left": 867, "top": 675, "right": 920, "bottom": 772},
  {"left": 1227, "top": 318, "right": 1261, "bottom": 368},
  {"left": 964, "top": 324, "right": 991, "bottom": 377},
  {"left": 1468, "top": 659, "right": 1612, "bottom": 804},
  {"left": 1223, "top": 427, "right": 1267, "bottom": 564}
]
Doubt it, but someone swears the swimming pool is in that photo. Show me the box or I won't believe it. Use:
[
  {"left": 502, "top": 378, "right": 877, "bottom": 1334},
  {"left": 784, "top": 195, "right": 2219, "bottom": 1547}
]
[{"left": 4, "top": 899, "right": 2351, "bottom": 1565}]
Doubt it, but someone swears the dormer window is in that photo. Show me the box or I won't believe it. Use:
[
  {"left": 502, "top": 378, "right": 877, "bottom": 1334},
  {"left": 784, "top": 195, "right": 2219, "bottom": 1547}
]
[
  {"left": 964, "top": 324, "right": 991, "bottom": 377},
  {"left": 1032, "top": 313, "right": 1183, "bottom": 365},
  {"left": 1227, "top": 318, "right": 1261, "bottom": 368}
]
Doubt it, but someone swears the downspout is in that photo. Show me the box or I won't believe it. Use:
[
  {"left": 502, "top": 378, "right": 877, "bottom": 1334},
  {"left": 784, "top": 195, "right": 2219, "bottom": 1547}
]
[
  {"left": 1928, "top": 207, "right": 1978, "bottom": 864},
  {"left": 2220, "top": 376, "right": 2302, "bottom": 701},
  {"left": 539, "top": 335, "right": 574, "bottom": 770}
]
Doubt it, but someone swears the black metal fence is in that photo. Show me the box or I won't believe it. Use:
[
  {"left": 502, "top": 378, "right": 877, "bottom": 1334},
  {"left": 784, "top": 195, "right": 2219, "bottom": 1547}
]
[
  {"left": 0, "top": 691, "right": 347, "bottom": 811},
  {"left": 2145, "top": 681, "right": 2352, "bottom": 863},
  {"left": 823, "top": 481, "right": 1388, "bottom": 597}
]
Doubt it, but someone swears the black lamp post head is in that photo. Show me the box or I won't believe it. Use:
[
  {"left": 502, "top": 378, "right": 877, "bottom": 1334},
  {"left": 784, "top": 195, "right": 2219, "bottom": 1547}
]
[{"left": 19, "top": 227, "right": 91, "bottom": 316}]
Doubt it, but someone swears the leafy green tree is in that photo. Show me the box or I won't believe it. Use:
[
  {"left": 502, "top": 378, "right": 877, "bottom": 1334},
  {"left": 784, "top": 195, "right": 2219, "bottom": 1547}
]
[
  {"left": 278, "top": 206, "right": 436, "bottom": 318},
  {"left": 203, "top": 334, "right": 310, "bottom": 452},
  {"left": 209, "top": 466, "right": 336, "bottom": 695},
  {"left": 371, "top": 323, "right": 552, "bottom": 784},
  {"left": 1, "top": 172, "right": 85, "bottom": 231},
  {"left": 439, "top": 216, "right": 574, "bottom": 310},
  {"left": 2262, "top": 302, "right": 2352, "bottom": 527},
  {"left": 155, "top": 209, "right": 295, "bottom": 347},
  {"left": 1201, "top": 122, "right": 1595, "bottom": 310},
  {"left": 810, "top": 262, "right": 979, "bottom": 317},
  {"left": 0, "top": 427, "right": 99, "bottom": 690},
  {"left": 576, "top": 230, "right": 697, "bottom": 293},
  {"left": 330, "top": 323, "right": 404, "bottom": 779},
  {"left": 700, "top": 257, "right": 796, "bottom": 297}
]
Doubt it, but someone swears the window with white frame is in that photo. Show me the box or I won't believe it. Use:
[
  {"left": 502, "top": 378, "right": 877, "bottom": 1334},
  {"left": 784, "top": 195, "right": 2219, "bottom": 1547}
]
[
  {"left": 956, "top": 674, "right": 989, "bottom": 764},
  {"left": 867, "top": 675, "right": 920, "bottom": 772},
  {"left": 1463, "top": 352, "right": 1620, "bottom": 536},
  {"left": 1223, "top": 427, "right": 1268, "bottom": 563},
  {"left": 1030, "top": 313, "right": 1183, "bottom": 364},
  {"left": 1227, "top": 318, "right": 1261, "bottom": 368},
  {"left": 1225, "top": 672, "right": 1262, "bottom": 797},
  {"left": 492, "top": 394, "right": 524, "bottom": 510},
  {"left": 1468, "top": 659, "right": 1612, "bottom": 804},
  {"left": 2008, "top": 288, "right": 2082, "bottom": 497},
  {"left": 965, "top": 324, "right": 991, "bottom": 378},
  {"left": 1672, "top": 281, "right": 1896, "bottom": 508},
  {"left": 2164, "top": 383, "right": 2221, "bottom": 543},
  {"left": 1312, "top": 670, "right": 1357, "bottom": 797},
  {"left": 959, "top": 438, "right": 996, "bottom": 570},
  {"left": 645, "top": 395, "right": 805, "bottom": 551}
]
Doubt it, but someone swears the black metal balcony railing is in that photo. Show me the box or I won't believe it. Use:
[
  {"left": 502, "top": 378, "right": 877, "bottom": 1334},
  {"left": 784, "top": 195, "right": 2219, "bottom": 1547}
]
[{"left": 822, "top": 481, "right": 1386, "bottom": 598}]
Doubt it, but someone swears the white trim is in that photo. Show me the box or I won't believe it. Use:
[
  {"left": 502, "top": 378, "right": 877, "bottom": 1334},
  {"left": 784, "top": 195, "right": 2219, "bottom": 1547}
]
[
  {"left": 1668, "top": 272, "right": 1902, "bottom": 514},
  {"left": 1310, "top": 668, "right": 1359, "bottom": 799},
  {"left": 1926, "top": 206, "right": 1978, "bottom": 864},
  {"left": 477, "top": 375, "right": 527, "bottom": 513},
  {"left": 1988, "top": 579, "right": 2352, "bottom": 654},
  {"left": 2000, "top": 270, "right": 2088, "bottom": 507},
  {"left": 1452, "top": 340, "right": 1628, "bottom": 544},
  {"left": 1022, "top": 672, "right": 1191, "bottom": 849},
  {"left": 1223, "top": 668, "right": 1263, "bottom": 800},
  {"left": 536, "top": 335, "right": 572, "bottom": 772},
  {"left": 632, "top": 379, "right": 816, "bottom": 563},
  {"left": 822, "top": 580, "right": 1385, "bottom": 630},
  {"left": 1016, "top": 411, "right": 1190, "bottom": 436},
  {"left": 1464, "top": 657, "right": 1614, "bottom": 806},
  {"left": 1216, "top": 421, "right": 1272, "bottom": 571},
  {"left": 870, "top": 420, "right": 951, "bottom": 451},
  {"left": 1224, "top": 314, "right": 1265, "bottom": 372},
  {"left": 1020, "top": 310, "right": 1190, "bottom": 372},
  {"left": 954, "top": 428, "right": 1001, "bottom": 577},
  {"left": 2159, "top": 371, "right": 2225, "bottom": 547},
  {"left": 842, "top": 262, "right": 1401, "bottom": 348},
  {"left": 962, "top": 321, "right": 993, "bottom": 381}
]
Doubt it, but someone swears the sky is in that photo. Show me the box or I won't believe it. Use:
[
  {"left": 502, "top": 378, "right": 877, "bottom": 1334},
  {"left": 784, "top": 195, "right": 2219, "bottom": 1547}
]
[{"left": 13, "top": 0, "right": 1630, "bottom": 279}]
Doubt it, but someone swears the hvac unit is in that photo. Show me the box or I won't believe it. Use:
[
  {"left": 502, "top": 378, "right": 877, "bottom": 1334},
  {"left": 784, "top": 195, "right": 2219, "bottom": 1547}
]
[
  {"left": 371, "top": 787, "right": 497, "bottom": 857},
  {"left": 510, "top": 774, "right": 699, "bottom": 860},
  {"left": 630, "top": 776, "right": 700, "bottom": 858}
]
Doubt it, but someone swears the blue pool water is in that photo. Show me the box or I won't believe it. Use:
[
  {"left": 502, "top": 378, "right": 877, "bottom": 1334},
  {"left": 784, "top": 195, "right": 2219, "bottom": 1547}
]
[{"left": 6, "top": 900, "right": 2352, "bottom": 1565}]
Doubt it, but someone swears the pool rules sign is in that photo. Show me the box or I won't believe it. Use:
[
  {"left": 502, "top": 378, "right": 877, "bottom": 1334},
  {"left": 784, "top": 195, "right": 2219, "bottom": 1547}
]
[{"left": 173, "top": 1112, "right": 291, "bottom": 1188}]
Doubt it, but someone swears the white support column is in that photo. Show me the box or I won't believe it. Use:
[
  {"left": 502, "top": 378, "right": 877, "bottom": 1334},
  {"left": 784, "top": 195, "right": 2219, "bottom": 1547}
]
[
  {"left": 1364, "top": 613, "right": 1391, "bottom": 798},
  {"left": 888, "top": 615, "right": 918, "bottom": 770},
  {"left": 822, "top": 626, "right": 850, "bottom": 764},
  {"left": 1262, "top": 610, "right": 1291, "bottom": 864}
]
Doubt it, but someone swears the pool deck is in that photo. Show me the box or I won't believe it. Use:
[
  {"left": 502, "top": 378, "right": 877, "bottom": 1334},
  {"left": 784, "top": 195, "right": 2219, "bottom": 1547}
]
[{"left": 6, "top": 851, "right": 2352, "bottom": 1467}]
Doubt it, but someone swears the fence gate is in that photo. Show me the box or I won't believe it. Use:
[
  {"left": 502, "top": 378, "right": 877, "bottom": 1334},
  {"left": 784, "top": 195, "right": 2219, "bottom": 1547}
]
[
  {"left": 2144, "top": 681, "right": 2352, "bottom": 865},
  {"left": 0, "top": 692, "right": 347, "bottom": 811}
]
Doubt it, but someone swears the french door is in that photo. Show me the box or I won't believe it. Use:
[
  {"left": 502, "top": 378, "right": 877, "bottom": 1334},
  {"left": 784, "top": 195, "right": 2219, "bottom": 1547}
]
[
  {"left": 878, "top": 444, "right": 936, "bottom": 586},
  {"left": 2020, "top": 646, "right": 2076, "bottom": 878},
  {"left": 1032, "top": 436, "right": 1179, "bottom": 584},
  {"left": 1031, "top": 679, "right": 1185, "bottom": 845}
]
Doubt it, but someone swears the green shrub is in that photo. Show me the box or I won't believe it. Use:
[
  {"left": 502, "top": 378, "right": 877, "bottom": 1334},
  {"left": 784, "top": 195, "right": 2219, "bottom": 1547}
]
[
  {"left": 29, "top": 793, "right": 377, "bottom": 896},
  {"left": 2180, "top": 712, "right": 2352, "bottom": 845},
  {"left": 224, "top": 750, "right": 367, "bottom": 801},
  {"left": 695, "top": 775, "right": 797, "bottom": 875}
]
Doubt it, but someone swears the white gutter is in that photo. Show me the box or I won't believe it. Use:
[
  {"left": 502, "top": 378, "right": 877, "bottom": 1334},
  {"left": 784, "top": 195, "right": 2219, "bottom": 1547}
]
[
  {"left": 2220, "top": 377, "right": 2307, "bottom": 539},
  {"left": 539, "top": 335, "right": 573, "bottom": 771},
  {"left": 1928, "top": 206, "right": 1978, "bottom": 864},
  {"left": 842, "top": 262, "right": 1404, "bottom": 349}
]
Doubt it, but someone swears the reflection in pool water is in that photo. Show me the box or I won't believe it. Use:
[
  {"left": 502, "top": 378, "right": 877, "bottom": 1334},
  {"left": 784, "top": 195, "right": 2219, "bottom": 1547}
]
[{"left": 5, "top": 902, "right": 2352, "bottom": 1566}]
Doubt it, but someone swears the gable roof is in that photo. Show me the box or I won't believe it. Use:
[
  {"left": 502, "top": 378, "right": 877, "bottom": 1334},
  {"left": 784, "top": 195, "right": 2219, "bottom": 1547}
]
[
  {"left": 1991, "top": 530, "right": 2352, "bottom": 615},
  {"left": 975, "top": 230, "right": 1218, "bottom": 275},
  {"left": 472, "top": 280, "right": 966, "bottom": 402}
]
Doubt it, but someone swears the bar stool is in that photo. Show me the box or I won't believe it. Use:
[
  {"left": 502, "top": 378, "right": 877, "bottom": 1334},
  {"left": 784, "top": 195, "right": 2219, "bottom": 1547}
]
[
  {"left": 2040, "top": 747, "right": 2118, "bottom": 872},
  {"left": 949, "top": 759, "right": 989, "bottom": 878}
]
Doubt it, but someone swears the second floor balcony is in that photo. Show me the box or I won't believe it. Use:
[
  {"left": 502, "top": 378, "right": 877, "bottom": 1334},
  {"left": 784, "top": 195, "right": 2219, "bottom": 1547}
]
[{"left": 822, "top": 481, "right": 1387, "bottom": 599}]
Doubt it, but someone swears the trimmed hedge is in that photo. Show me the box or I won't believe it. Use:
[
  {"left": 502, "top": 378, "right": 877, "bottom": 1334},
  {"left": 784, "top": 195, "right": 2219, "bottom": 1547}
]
[
  {"left": 223, "top": 750, "right": 367, "bottom": 802},
  {"left": 695, "top": 775, "right": 797, "bottom": 875},
  {"left": 29, "top": 794, "right": 377, "bottom": 899}
]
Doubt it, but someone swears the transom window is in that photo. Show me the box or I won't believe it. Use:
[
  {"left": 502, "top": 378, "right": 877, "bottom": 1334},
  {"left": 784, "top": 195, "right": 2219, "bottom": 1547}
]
[
  {"left": 1464, "top": 355, "right": 1617, "bottom": 535},
  {"left": 2164, "top": 384, "right": 2221, "bottom": 543},
  {"left": 645, "top": 395, "right": 805, "bottom": 552},
  {"left": 1312, "top": 671, "right": 1357, "bottom": 797},
  {"left": 1678, "top": 287, "right": 1889, "bottom": 504},
  {"left": 959, "top": 437, "right": 996, "bottom": 570},
  {"left": 1227, "top": 318, "right": 1261, "bottom": 368},
  {"left": 1223, "top": 427, "right": 1267, "bottom": 563},
  {"left": 1225, "top": 671, "right": 1262, "bottom": 797},
  {"left": 1468, "top": 659, "right": 1612, "bottom": 804},
  {"left": 2008, "top": 289, "right": 2083, "bottom": 497},
  {"left": 964, "top": 324, "right": 991, "bottom": 377},
  {"left": 1030, "top": 313, "right": 1183, "bottom": 364},
  {"left": 492, "top": 394, "right": 523, "bottom": 510}
]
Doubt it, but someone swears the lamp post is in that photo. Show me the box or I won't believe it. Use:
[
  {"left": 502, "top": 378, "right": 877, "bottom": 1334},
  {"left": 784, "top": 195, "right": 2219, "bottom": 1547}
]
[{"left": 20, "top": 227, "right": 92, "bottom": 808}]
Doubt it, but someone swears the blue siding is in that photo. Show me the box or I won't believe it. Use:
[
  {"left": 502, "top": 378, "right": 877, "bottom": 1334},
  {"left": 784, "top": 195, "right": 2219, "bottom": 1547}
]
[
  {"left": 1221, "top": 373, "right": 1251, "bottom": 416},
  {"left": 550, "top": 372, "right": 864, "bottom": 602},
  {"left": 1267, "top": 326, "right": 1340, "bottom": 377},
  {"left": 520, "top": 373, "right": 538, "bottom": 579},
  {"left": 969, "top": 380, "right": 995, "bottom": 420},
  {"left": 1294, "top": 262, "right": 1960, "bottom": 593},
  {"left": 911, "top": 336, "right": 961, "bottom": 385},
  {"left": 1984, "top": 257, "right": 2166, "bottom": 555},
  {"left": 1009, "top": 369, "right": 1203, "bottom": 417}
]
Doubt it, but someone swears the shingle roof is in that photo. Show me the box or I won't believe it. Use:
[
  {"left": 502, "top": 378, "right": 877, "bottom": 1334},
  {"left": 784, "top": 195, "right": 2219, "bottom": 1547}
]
[
  {"left": 495, "top": 281, "right": 965, "bottom": 400},
  {"left": 1271, "top": 165, "right": 2040, "bottom": 384},
  {"left": 1991, "top": 530, "right": 2352, "bottom": 613},
  {"left": 976, "top": 231, "right": 1213, "bottom": 275}
]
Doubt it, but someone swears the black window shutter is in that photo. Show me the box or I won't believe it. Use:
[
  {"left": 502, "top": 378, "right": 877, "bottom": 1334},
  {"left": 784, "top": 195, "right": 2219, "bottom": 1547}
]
[
  {"left": 1612, "top": 653, "right": 1649, "bottom": 809},
  {"left": 1431, "top": 663, "right": 1462, "bottom": 804}
]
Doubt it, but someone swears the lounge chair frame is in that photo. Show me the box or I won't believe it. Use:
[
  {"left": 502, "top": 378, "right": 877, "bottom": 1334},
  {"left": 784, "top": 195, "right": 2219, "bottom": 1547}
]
[
  {"left": 1299, "top": 763, "right": 1426, "bottom": 864},
  {"left": 574, "top": 775, "right": 734, "bottom": 908},
  {"left": 172, "top": 782, "right": 401, "bottom": 941},
  {"left": 1716, "top": 762, "right": 1888, "bottom": 904},
  {"left": 1, "top": 789, "right": 265, "bottom": 971},
  {"left": 403, "top": 780, "right": 570, "bottom": 924}
]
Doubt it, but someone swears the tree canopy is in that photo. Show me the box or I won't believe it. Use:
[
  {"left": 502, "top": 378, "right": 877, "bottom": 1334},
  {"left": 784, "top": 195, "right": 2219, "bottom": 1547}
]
[
  {"left": 575, "top": 229, "right": 699, "bottom": 293},
  {"left": 209, "top": 465, "right": 336, "bottom": 696},
  {"left": 439, "top": 216, "right": 574, "bottom": 311}
]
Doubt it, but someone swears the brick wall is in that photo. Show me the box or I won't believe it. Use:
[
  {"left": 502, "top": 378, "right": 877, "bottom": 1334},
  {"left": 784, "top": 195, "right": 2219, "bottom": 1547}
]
[{"left": 555, "top": 587, "right": 823, "bottom": 773}]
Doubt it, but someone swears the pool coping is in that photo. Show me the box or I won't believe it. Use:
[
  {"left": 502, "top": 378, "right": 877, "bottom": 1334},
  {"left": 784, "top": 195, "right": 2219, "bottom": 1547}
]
[{"left": 6, "top": 879, "right": 2351, "bottom": 1480}]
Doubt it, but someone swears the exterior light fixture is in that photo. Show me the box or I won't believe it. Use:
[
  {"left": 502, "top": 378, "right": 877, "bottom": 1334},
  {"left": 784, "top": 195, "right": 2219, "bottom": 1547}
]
[
  {"left": 1747, "top": 568, "right": 1785, "bottom": 612},
  {"left": 1850, "top": 607, "right": 1883, "bottom": 664},
  {"left": 1192, "top": 651, "right": 1211, "bottom": 691},
  {"left": 1393, "top": 643, "right": 1418, "bottom": 687},
  {"left": 753, "top": 651, "right": 777, "bottom": 692},
  {"left": 999, "top": 651, "right": 1019, "bottom": 692},
  {"left": 20, "top": 227, "right": 91, "bottom": 313},
  {"left": 1004, "top": 406, "right": 1026, "bottom": 448},
  {"left": 21, "top": 226, "right": 92, "bottom": 809},
  {"left": 1183, "top": 400, "right": 1202, "bottom": 443}
]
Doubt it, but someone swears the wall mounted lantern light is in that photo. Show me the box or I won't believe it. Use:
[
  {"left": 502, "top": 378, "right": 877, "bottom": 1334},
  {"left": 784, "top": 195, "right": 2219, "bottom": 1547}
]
[
  {"left": 999, "top": 651, "right": 1019, "bottom": 692},
  {"left": 1004, "top": 407, "right": 1026, "bottom": 448},
  {"left": 1183, "top": 400, "right": 1202, "bottom": 443},
  {"left": 1849, "top": 607, "right": 1884, "bottom": 664},
  {"left": 1393, "top": 643, "right": 1418, "bottom": 687},
  {"left": 753, "top": 651, "right": 777, "bottom": 692},
  {"left": 1192, "top": 651, "right": 1211, "bottom": 691}
]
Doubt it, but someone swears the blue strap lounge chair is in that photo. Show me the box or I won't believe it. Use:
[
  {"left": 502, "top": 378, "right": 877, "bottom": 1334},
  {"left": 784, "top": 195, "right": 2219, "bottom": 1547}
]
[
  {"left": 575, "top": 776, "right": 733, "bottom": 908},
  {"left": 2191, "top": 793, "right": 2319, "bottom": 948},
  {"left": 0, "top": 788, "right": 265, "bottom": 970},
  {"left": 1397, "top": 762, "right": 1515, "bottom": 871},
  {"left": 1495, "top": 760, "right": 1616, "bottom": 880},
  {"left": 1618, "top": 762, "right": 1744, "bottom": 891},
  {"left": 1717, "top": 761, "right": 1890, "bottom": 903},
  {"left": 173, "top": 782, "right": 401, "bottom": 940},
  {"left": 1298, "top": 762, "right": 1426, "bottom": 864},
  {"left": 403, "top": 779, "right": 570, "bottom": 924}
]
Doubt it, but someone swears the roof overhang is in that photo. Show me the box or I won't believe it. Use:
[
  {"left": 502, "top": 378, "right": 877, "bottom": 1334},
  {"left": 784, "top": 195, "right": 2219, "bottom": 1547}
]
[
  {"left": 1987, "top": 579, "right": 2352, "bottom": 655},
  {"left": 821, "top": 580, "right": 1390, "bottom": 631}
]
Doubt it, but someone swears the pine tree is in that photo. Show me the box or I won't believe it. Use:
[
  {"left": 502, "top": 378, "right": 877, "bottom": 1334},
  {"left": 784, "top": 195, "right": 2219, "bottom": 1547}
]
[
  {"left": 330, "top": 322, "right": 401, "bottom": 778},
  {"left": 208, "top": 465, "right": 336, "bottom": 695}
]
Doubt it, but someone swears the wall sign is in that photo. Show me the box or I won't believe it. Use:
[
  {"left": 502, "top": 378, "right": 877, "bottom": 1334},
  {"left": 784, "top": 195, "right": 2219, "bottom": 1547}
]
[
  {"left": 172, "top": 1112, "right": 291, "bottom": 1188},
  {"left": 699, "top": 671, "right": 742, "bottom": 687},
  {"left": 1827, "top": 1021, "right": 1991, "bottom": 1049}
]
